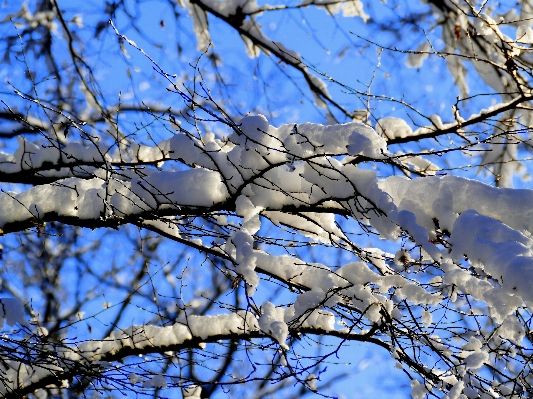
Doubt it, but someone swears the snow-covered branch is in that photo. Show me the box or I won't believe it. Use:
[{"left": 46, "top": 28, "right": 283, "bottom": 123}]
[{"left": 3, "top": 0, "right": 533, "bottom": 397}]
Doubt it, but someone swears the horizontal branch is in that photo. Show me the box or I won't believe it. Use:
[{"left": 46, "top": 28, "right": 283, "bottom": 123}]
[
  {"left": 0, "top": 201, "right": 349, "bottom": 234},
  {"left": 0, "top": 159, "right": 174, "bottom": 185},
  {"left": 4, "top": 323, "right": 387, "bottom": 398},
  {"left": 387, "top": 94, "right": 533, "bottom": 145}
]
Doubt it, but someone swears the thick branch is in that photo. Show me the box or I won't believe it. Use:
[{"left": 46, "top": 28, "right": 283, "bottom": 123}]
[
  {"left": 4, "top": 327, "right": 387, "bottom": 398},
  {"left": 0, "top": 203, "right": 349, "bottom": 235}
]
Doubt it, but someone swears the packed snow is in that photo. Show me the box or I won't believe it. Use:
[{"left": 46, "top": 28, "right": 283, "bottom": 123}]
[{"left": 3, "top": 113, "right": 533, "bottom": 397}]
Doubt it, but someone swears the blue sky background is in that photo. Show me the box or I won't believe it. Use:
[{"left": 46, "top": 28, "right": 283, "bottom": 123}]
[{"left": 2, "top": 0, "right": 529, "bottom": 397}]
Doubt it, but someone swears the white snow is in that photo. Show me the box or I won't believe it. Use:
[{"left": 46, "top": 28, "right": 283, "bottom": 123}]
[
  {"left": 3, "top": 113, "right": 533, "bottom": 398},
  {"left": 258, "top": 302, "right": 289, "bottom": 349},
  {"left": 407, "top": 42, "right": 431, "bottom": 68},
  {"left": 183, "top": 385, "right": 202, "bottom": 398},
  {"left": 143, "top": 375, "right": 167, "bottom": 389},
  {"left": 0, "top": 298, "right": 28, "bottom": 329},
  {"left": 516, "top": 25, "right": 533, "bottom": 43}
]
